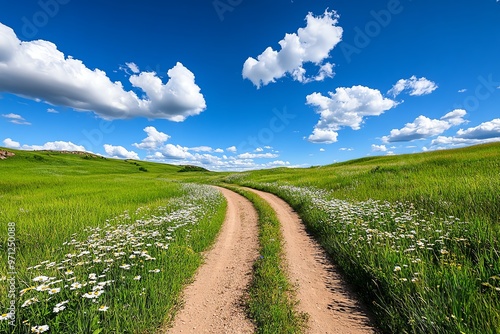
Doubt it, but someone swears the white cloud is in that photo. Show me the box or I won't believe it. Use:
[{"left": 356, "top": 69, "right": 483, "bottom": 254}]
[
  {"left": 189, "top": 146, "right": 214, "bottom": 152},
  {"left": 2, "top": 113, "right": 31, "bottom": 125},
  {"left": 8, "top": 140, "right": 86, "bottom": 151},
  {"left": 132, "top": 126, "right": 170, "bottom": 150},
  {"left": 308, "top": 128, "right": 338, "bottom": 143},
  {"left": 382, "top": 109, "right": 467, "bottom": 143},
  {"left": 371, "top": 144, "right": 387, "bottom": 152},
  {"left": 0, "top": 23, "right": 206, "bottom": 121},
  {"left": 267, "top": 160, "right": 290, "bottom": 166},
  {"left": 126, "top": 62, "right": 140, "bottom": 74},
  {"left": 242, "top": 9, "right": 343, "bottom": 88},
  {"left": 307, "top": 85, "right": 397, "bottom": 143},
  {"left": 2, "top": 138, "right": 20, "bottom": 148},
  {"left": 430, "top": 136, "right": 500, "bottom": 148},
  {"left": 382, "top": 116, "right": 450, "bottom": 142},
  {"left": 103, "top": 144, "right": 139, "bottom": 160},
  {"left": 226, "top": 146, "right": 237, "bottom": 153},
  {"left": 214, "top": 148, "right": 224, "bottom": 153},
  {"left": 440, "top": 109, "right": 467, "bottom": 126},
  {"left": 339, "top": 147, "right": 353, "bottom": 151},
  {"left": 47, "top": 108, "right": 59, "bottom": 113},
  {"left": 160, "top": 144, "right": 192, "bottom": 160},
  {"left": 456, "top": 118, "right": 500, "bottom": 139},
  {"left": 458, "top": 89, "right": 467, "bottom": 93},
  {"left": 388, "top": 76, "right": 438, "bottom": 97},
  {"left": 237, "top": 152, "right": 279, "bottom": 159},
  {"left": 319, "top": 148, "right": 325, "bottom": 152},
  {"left": 254, "top": 147, "right": 264, "bottom": 152}
]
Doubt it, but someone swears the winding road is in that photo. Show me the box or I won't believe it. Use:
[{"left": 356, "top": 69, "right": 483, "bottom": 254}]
[{"left": 162, "top": 187, "right": 376, "bottom": 333}]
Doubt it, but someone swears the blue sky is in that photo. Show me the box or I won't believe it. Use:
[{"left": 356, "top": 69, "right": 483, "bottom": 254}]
[{"left": 1, "top": 0, "right": 499, "bottom": 170}]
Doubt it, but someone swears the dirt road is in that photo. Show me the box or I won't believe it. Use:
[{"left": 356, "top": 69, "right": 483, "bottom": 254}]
[
  {"left": 163, "top": 187, "right": 259, "bottom": 333},
  {"left": 164, "top": 186, "right": 375, "bottom": 334},
  {"left": 246, "top": 188, "right": 375, "bottom": 334}
]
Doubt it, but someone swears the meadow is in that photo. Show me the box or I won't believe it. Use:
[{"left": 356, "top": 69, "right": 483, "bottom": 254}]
[
  {"left": 0, "top": 150, "right": 226, "bottom": 333},
  {"left": 227, "top": 143, "right": 500, "bottom": 333},
  {"left": 1, "top": 142, "right": 499, "bottom": 333}
]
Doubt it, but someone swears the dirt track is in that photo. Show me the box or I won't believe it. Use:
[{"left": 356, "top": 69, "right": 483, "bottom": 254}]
[
  {"left": 164, "top": 187, "right": 376, "bottom": 334},
  {"left": 245, "top": 188, "right": 375, "bottom": 334}
]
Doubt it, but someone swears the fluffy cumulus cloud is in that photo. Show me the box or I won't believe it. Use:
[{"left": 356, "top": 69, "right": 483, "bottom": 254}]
[
  {"left": 242, "top": 9, "right": 343, "bottom": 88},
  {"left": 382, "top": 109, "right": 467, "bottom": 143},
  {"left": 429, "top": 118, "right": 500, "bottom": 149},
  {"left": 2, "top": 138, "right": 86, "bottom": 151},
  {"left": 237, "top": 152, "right": 279, "bottom": 159},
  {"left": 0, "top": 23, "right": 206, "bottom": 121},
  {"left": 371, "top": 144, "right": 387, "bottom": 152},
  {"left": 103, "top": 144, "right": 139, "bottom": 160},
  {"left": 456, "top": 118, "right": 500, "bottom": 139},
  {"left": 388, "top": 76, "right": 438, "bottom": 97},
  {"left": 130, "top": 127, "right": 288, "bottom": 171},
  {"left": 2, "top": 138, "right": 20, "bottom": 148},
  {"left": 306, "top": 85, "right": 398, "bottom": 143},
  {"left": 132, "top": 126, "right": 170, "bottom": 150},
  {"left": 2, "top": 113, "right": 30, "bottom": 125}
]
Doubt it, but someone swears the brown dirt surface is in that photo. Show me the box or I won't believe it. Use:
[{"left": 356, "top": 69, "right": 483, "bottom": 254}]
[
  {"left": 161, "top": 187, "right": 259, "bottom": 334},
  {"left": 246, "top": 188, "right": 377, "bottom": 334}
]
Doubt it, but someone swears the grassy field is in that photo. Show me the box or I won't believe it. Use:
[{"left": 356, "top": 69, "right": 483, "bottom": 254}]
[
  {"left": 0, "top": 149, "right": 226, "bottom": 333},
  {"left": 1, "top": 143, "right": 499, "bottom": 333},
  {"left": 227, "top": 143, "right": 500, "bottom": 333}
]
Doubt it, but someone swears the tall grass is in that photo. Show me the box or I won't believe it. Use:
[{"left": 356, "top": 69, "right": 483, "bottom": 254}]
[
  {"left": 0, "top": 150, "right": 226, "bottom": 333},
  {"left": 228, "top": 143, "right": 500, "bottom": 333}
]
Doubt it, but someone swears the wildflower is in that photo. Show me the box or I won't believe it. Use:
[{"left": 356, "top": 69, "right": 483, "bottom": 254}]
[
  {"left": 31, "top": 325, "right": 49, "bottom": 333},
  {"left": 48, "top": 288, "right": 61, "bottom": 295},
  {"left": 119, "top": 264, "right": 131, "bottom": 270},
  {"left": 33, "top": 276, "right": 49, "bottom": 282},
  {"left": 70, "top": 282, "right": 83, "bottom": 290},
  {"left": 149, "top": 269, "right": 161, "bottom": 273},
  {"left": 98, "top": 305, "right": 109, "bottom": 312},
  {"left": 0, "top": 313, "right": 12, "bottom": 320},
  {"left": 89, "top": 273, "right": 97, "bottom": 280},
  {"left": 133, "top": 275, "right": 141, "bottom": 281},
  {"left": 53, "top": 305, "right": 66, "bottom": 313},
  {"left": 22, "top": 297, "right": 39, "bottom": 308},
  {"left": 394, "top": 266, "right": 402, "bottom": 272},
  {"left": 82, "top": 290, "right": 104, "bottom": 299},
  {"left": 35, "top": 284, "right": 50, "bottom": 292},
  {"left": 440, "top": 249, "right": 449, "bottom": 255}
]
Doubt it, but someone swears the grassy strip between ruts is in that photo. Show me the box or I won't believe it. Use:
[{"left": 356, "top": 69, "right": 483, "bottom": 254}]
[{"left": 221, "top": 185, "right": 306, "bottom": 334}]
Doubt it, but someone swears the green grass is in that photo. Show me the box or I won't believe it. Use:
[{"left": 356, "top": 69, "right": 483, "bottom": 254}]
[
  {"left": 0, "top": 149, "right": 226, "bottom": 333},
  {"left": 222, "top": 185, "right": 305, "bottom": 334},
  {"left": 2, "top": 143, "right": 500, "bottom": 333},
  {"left": 226, "top": 143, "right": 500, "bottom": 334}
]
